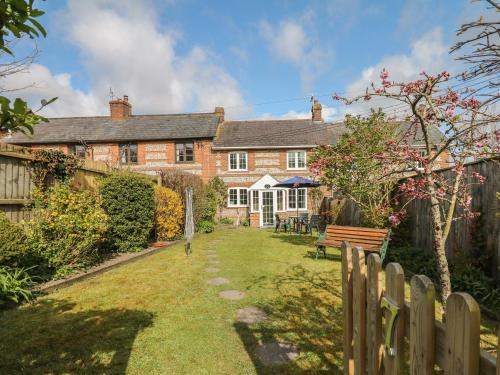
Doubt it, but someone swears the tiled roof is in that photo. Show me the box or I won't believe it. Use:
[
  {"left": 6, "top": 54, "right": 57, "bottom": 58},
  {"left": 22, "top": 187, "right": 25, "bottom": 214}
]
[
  {"left": 212, "top": 119, "right": 446, "bottom": 149},
  {"left": 4, "top": 113, "right": 220, "bottom": 144}
]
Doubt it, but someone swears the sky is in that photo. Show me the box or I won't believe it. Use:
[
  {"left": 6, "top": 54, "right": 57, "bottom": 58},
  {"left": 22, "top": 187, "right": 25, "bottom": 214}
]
[{"left": 0, "top": 0, "right": 489, "bottom": 121}]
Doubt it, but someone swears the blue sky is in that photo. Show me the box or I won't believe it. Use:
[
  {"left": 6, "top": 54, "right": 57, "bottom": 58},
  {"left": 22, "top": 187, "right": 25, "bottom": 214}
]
[{"left": 3, "top": 0, "right": 485, "bottom": 120}]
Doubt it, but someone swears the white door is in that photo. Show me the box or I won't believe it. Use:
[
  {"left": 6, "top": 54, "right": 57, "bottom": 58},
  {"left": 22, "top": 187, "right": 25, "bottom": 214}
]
[{"left": 260, "top": 190, "right": 275, "bottom": 227}]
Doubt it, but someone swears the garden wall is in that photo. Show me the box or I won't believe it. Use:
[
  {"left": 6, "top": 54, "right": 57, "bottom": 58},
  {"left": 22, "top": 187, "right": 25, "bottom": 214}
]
[{"left": 322, "top": 158, "right": 500, "bottom": 285}]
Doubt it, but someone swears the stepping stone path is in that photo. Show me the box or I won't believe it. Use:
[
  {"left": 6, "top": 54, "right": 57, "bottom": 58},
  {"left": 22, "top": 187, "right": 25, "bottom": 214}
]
[
  {"left": 205, "top": 267, "right": 220, "bottom": 273},
  {"left": 207, "top": 277, "right": 230, "bottom": 285},
  {"left": 219, "top": 290, "right": 245, "bottom": 300},
  {"left": 207, "top": 254, "right": 218, "bottom": 258},
  {"left": 208, "top": 260, "right": 220, "bottom": 264},
  {"left": 235, "top": 307, "right": 268, "bottom": 324},
  {"left": 207, "top": 250, "right": 217, "bottom": 254},
  {"left": 254, "top": 342, "right": 298, "bottom": 366}
]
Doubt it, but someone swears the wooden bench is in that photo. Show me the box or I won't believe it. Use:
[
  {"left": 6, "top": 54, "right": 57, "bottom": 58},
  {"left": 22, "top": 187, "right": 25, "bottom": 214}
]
[{"left": 316, "top": 225, "right": 390, "bottom": 260}]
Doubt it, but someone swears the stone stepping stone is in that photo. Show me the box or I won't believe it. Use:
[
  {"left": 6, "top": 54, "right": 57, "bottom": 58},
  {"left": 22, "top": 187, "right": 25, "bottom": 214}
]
[
  {"left": 205, "top": 267, "right": 220, "bottom": 273},
  {"left": 219, "top": 290, "right": 245, "bottom": 300},
  {"left": 254, "top": 342, "right": 298, "bottom": 366},
  {"left": 207, "top": 254, "right": 218, "bottom": 258},
  {"left": 208, "top": 260, "right": 220, "bottom": 264},
  {"left": 207, "top": 250, "right": 217, "bottom": 254},
  {"left": 207, "top": 277, "right": 230, "bottom": 286},
  {"left": 236, "top": 307, "right": 268, "bottom": 324}
]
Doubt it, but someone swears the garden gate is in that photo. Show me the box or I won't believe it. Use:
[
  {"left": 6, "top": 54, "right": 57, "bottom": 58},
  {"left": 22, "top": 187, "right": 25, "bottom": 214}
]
[{"left": 340, "top": 241, "right": 499, "bottom": 375}]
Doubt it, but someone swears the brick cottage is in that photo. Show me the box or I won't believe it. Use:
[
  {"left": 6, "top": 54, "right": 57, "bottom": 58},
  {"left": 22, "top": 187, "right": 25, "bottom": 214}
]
[{"left": 3, "top": 96, "right": 447, "bottom": 227}]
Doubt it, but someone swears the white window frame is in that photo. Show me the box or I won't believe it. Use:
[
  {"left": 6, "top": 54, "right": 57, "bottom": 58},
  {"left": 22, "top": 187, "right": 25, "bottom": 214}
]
[
  {"left": 287, "top": 188, "right": 307, "bottom": 210},
  {"left": 415, "top": 149, "right": 426, "bottom": 171},
  {"left": 228, "top": 151, "right": 248, "bottom": 171},
  {"left": 250, "top": 190, "right": 259, "bottom": 212},
  {"left": 276, "top": 190, "right": 286, "bottom": 212},
  {"left": 287, "top": 150, "right": 307, "bottom": 170},
  {"left": 228, "top": 187, "right": 249, "bottom": 207}
]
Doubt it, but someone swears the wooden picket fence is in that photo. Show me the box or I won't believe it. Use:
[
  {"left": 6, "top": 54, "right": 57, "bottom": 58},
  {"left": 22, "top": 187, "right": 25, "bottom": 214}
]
[{"left": 341, "top": 242, "right": 500, "bottom": 375}]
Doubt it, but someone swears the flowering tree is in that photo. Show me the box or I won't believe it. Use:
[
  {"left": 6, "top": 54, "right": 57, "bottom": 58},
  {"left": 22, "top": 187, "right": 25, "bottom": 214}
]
[
  {"left": 309, "top": 111, "right": 402, "bottom": 228},
  {"left": 318, "top": 69, "right": 498, "bottom": 306}
]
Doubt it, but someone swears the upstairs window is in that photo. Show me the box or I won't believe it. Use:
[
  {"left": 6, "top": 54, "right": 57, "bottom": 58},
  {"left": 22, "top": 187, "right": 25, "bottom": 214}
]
[
  {"left": 69, "top": 144, "right": 86, "bottom": 159},
  {"left": 228, "top": 188, "right": 248, "bottom": 207},
  {"left": 287, "top": 150, "right": 306, "bottom": 170},
  {"left": 176, "top": 142, "right": 194, "bottom": 163},
  {"left": 119, "top": 143, "right": 138, "bottom": 164},
  {"left": 229, "top": 152, "right": 247, "bottom": 171}
]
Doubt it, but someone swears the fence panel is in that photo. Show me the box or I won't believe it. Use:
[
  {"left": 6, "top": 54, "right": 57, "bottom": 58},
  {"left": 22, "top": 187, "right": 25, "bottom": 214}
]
[
  {"left": 341, "top": 244, "right": 498, "bottom": 375},
  {"left": 366, "top": 253, "right": 382, "bottom": 375},
  {"left": 352, "top": 248, "right": 366, "bottom": 375},
  {"left": 409, "top": 275, "right": 435, "bottom": 375}
]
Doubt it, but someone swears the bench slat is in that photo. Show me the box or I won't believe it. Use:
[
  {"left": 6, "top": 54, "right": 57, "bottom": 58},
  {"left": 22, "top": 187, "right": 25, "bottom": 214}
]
[
  {"left": 327, "top": 226, "right": 389, "bottom": 234},
  {"left": 327, "top": 229, "right": 388, "bottom": 238},
  {"left": 319, "top": 240, "right": 381, "bottom": 249},
  {"left": 328, "top": 236, "right": 385, "bottom": 245}
]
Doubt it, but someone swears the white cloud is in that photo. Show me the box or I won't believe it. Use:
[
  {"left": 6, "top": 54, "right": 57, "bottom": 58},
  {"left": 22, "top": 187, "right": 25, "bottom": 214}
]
[
  {"left": 1, "top": 0, "right": 247, "bottom": 118},
  {"left": 341, "top": 28, "right": 451, "bottom": 117},
  {"left": 259, "top": 18, "right": 333, "bottom": 93}
]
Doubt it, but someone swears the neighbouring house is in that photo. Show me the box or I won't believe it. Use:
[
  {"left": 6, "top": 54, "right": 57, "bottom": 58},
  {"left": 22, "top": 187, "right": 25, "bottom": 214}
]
[{"left": 2, "top": 96, "right": 448, "bottom": 228}]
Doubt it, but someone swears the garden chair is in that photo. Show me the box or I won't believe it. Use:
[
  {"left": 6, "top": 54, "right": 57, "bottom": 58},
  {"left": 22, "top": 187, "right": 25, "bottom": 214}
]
[
  {"left": 306, "top": 214, "right": 321, "bottom": 234},
  {"left": 275, "top": 214, "right": 290, "bottom": 233}
]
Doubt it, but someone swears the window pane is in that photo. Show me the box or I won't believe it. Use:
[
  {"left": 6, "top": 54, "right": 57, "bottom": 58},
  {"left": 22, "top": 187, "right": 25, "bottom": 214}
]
[
  {"left": 239, "top": 153, "right": 247, "bottom": 169},
  {"left": 229, "top": 153, "right": 237, "bottom": 170},
  {"left": 239, "top": 189, "right": 248, "bottom": 205},
  {"left": 252, "top": 191, "right": 259, "bottom": 211},
  {"left": 129, "top": 144, "right": 138, "bottom": 163},
  {"left": 229, "top": 189, "right": 238, "bottom": 205},
  {"left": 176, "top": 143, "right": 184, "bottom": 162},
  {"left": 288, "top": 151, "right": 295, "bottom": 169},
  {"left": 297, "top": 152, "right": 306, "bottom": 168},
  {"left": 298, "top": 189, "right": 306, "bottom": 209},
  {"left": 119, "top": 144, "right": 128, "bottom": 164},
  {"left": 288, "top": 189, "right": 296, "bottom": 209},
  {"left": 185, "top": 143, "right": 194, "bottom": 162},
  {"left": 277, "top": 190, "right": 283, "bottom": 211}
]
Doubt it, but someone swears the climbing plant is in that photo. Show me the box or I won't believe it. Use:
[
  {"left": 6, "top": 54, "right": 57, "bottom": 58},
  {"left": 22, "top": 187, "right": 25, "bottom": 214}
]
[{"left": 30, "top": 149, "right": 82, "bottom": 190}]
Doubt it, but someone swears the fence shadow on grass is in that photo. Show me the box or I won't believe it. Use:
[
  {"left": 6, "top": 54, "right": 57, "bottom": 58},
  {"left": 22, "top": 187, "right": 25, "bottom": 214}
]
[
  {"left": 235, "top": 265, "right": 344, "bottom": 374},
  {"left": 270, "top": 233, "right": 318, "bottom": 248},
  {"left": 0, "top": 298, "right": 154, "bottom": 374}
]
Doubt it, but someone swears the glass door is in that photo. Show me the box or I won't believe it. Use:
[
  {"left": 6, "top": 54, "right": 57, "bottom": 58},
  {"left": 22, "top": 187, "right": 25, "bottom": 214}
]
[{"left": 261, "top": 190, "right": 275, "bottom": 226}]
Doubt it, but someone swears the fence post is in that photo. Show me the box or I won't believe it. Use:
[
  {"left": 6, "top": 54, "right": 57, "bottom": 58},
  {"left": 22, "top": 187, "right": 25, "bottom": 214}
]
[
  {"left": 497, "top": 327, "right": 499, "bottom": 375},
  {"left": 341, "top": 241, "right": 354, "bottom": 375},
  {"left": 410, "top": 275, "right": 435, "bottom": 375},
  {"left": 383, "top": 263, "right": 405, "bottom": 375},
  {"left": 366, "top": 253, "right": 382, "bottom": 375},
  {"left": 444, "top": 293, "right": 480, "bottom": 375},
  {"left": 352, "top": 247, "right": 366, "bottom": 375}
]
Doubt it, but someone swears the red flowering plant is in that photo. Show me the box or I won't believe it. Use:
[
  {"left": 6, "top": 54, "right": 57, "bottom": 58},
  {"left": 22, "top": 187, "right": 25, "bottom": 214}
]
[{"left": 322, "top": 69, "right": 498, "bottom": 305}]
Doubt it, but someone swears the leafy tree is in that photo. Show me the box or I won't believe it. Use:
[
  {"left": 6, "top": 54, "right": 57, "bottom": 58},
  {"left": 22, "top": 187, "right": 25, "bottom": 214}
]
[
  {"left": 0, "top": 0, "right": 56, "bottom": 135},
  {"left": 208, "top": 177, "right": 227, "bottom": 221},
  {"left": 310, "top": 111, "right": 401, "bottom": 228}
]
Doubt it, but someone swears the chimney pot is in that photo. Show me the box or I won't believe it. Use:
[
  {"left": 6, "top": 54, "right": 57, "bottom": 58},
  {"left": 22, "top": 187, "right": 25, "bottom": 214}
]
[
  {"left": 214, "top": 106, "right": 225, "bottom": 123},
  {"left": 312, "top": 99, "right": 322, "bottom": 122},
  {"left": 109, "top": 95, "right": 132, "bottom": 120}
]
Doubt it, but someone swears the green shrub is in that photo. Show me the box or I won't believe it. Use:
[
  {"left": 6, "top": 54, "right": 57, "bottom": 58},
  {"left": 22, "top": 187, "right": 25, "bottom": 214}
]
[
  {"left": 0, "top": 212, "right": 28, "bottom": 267},
  {"left": 155, "top": 186, "right": 184, "bottom": 240},
  {"left": 196, "top": 220, "right": 215, "bottom": 233},
  {"left": 0, "top": 266, "right": 34, "bottom": 305},
  {"left": 27, "top": 184, "right": 108, "bottom": 274},
  {"left": 241, "top": 218, "right": 250, "bottom": 227},
  {"left": 100, "top": 172, "right": 155, "bottom": 252},
  {"left": 219, "top": 217, "right": 234, "bottom": 225}
]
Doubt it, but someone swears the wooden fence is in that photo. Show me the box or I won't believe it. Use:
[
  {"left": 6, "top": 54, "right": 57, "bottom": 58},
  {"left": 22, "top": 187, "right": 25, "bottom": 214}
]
[
  {"left": 326, "top": 158, "right": 500, "bottom": 285},
  {"left": 0, "top": 143, "right": 136, "bottom": 222},
  {"left": 341, "top": 241, "right": 499, "bottom": 375}
]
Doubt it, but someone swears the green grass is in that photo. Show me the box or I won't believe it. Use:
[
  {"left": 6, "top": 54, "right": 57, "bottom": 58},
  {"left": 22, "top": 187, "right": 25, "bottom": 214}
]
[{"left": 0, "top": 227, "right": 497, "bottom": 374}]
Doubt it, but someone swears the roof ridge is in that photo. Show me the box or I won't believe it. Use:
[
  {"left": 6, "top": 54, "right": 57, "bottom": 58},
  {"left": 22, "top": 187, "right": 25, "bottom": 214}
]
[
  {"left": 47, "top": 112, "right": 215, "bottom": 120},
  {"left": 223, "top": 118, "right": 313, "bottom": 124}
]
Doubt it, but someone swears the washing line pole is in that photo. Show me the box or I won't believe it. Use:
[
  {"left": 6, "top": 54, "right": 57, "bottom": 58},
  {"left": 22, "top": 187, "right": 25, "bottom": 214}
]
[{"left": 184, "top": 187, "right": 194, "bottom": 256}]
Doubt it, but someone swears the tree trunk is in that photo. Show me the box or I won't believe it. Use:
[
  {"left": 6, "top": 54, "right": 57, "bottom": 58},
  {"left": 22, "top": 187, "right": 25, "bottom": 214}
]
[{"left": 427, "top": 175, "right": 452, "bottom": 307}]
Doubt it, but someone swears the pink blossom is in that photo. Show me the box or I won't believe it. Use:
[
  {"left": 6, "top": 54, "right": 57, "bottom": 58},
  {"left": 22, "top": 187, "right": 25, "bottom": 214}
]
[{"left": 380, "top": 69, "right": 389, "bottom": 80}]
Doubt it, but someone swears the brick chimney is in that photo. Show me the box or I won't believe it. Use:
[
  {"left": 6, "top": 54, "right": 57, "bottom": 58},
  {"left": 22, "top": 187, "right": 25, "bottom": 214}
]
[
  {"left": 214, "top": 106, "right": 225, "bottom": 123},
  {"left": 109, "top": 95, "right": 132, "bottom": 120},
  {"left": 311, "top": 99, "right": 322, "bottom": 122}
]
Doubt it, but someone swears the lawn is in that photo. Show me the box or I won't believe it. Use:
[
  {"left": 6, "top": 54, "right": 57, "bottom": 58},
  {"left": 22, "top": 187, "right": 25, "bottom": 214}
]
[{"left": 0, "top": 227, "right": 497, "bottom": 374}]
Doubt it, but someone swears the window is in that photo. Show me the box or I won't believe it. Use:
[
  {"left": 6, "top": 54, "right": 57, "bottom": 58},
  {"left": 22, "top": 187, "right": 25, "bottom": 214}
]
[
  {"left": 277, "top": 190, "right": 285, "bottom": 211},
  {"left": 228, "top": 188, "right": 248, "bottom": 207},
  {"left": 288, "top": 188, "right": 306, "bottom": 210},
  {"left": 414, "top": 149, "right": 427, "bottom": 170},
  {"left": 176, "top": 142, "right": 194, "bottom": 163},
  {"left": 69, "top": 144, "right": 86, "bottom": 159},
  {"left": 119, "top": 143, "right": 138, "bottom": 164},
  {"left": 251, "top": 190, "right": 259, "bottom": 212},
  {"left": 287, "top": 150, "right": 306, "bottom": 170},
  {"left": 228, "top": 152, "right": 247, "bottom": 171}
]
